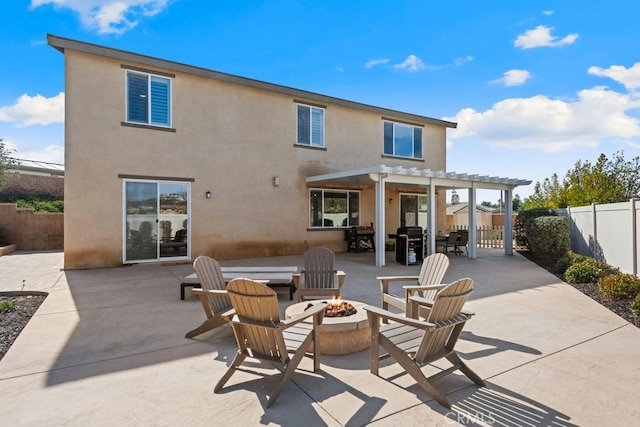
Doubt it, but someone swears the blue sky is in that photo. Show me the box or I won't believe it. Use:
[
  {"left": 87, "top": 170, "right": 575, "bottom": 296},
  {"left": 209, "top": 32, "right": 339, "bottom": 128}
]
[{"left": 1, "top": 1, "right": 640, "bottom": 203}]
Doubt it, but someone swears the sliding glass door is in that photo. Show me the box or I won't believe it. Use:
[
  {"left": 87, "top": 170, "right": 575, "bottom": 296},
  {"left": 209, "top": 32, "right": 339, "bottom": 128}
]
[
  {"left": 124, "top": 179, "right": 190, "bottom": 263},
  {"left": 400, "top": 193, "right": 428, "bottom": 231}
]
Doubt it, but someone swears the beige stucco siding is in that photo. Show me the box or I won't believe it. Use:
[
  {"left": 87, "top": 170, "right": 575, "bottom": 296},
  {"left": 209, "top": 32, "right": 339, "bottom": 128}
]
[{"left": 63, "top": 48, "right": 449, "bottom": 268}]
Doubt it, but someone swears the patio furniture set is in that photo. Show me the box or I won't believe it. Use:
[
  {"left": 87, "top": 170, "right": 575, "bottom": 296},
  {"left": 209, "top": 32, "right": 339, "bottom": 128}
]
[{"left": 182, "top": 249, "right": 484, "bottom": 409}]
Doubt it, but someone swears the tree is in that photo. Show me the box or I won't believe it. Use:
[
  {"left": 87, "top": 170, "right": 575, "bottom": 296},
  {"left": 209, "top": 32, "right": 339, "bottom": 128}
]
[
  {"left": 512, "top": 194, "right": 522, "bottom": 212},
  {"left": 0, "top": 140, "right": 17, "bottom": 188},
  {"left": 523, "top": 151, "right": 640, "bottom": 209},
  {"left": 523, "top": 173, "right": 565, "bottom": 210}
]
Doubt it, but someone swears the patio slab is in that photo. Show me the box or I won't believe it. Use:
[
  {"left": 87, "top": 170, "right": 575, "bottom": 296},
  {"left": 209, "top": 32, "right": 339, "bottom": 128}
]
[{"left": 0, "top": 249, "right": 639, "bottom": 426}]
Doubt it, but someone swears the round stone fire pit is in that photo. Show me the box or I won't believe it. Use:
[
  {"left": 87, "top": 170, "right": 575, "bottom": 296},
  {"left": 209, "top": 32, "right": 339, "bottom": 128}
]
[{"left": 285, "top": 299, "right": 370, "bottom": 355}]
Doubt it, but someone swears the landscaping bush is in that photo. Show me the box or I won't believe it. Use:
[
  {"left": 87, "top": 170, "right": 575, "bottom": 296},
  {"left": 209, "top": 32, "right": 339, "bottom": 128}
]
[
  {"left": 525, "top": 215, "right": 570, "bottom": 263},
  {"left": 598, "top": 273, "right": 640, "bottom": 299},
  {"left": 554, "top": 250, "right": 589, "bottom": 274},
  {"left": 0, "top": 192, "right": 64, "bottom": 213},
  {"left": 632, "top": 294, "right": 640, "bottom": 317},
  {"left": 564, "top": 258, "right": 618, "bottom": 284},
  {"left": 515, "top": 208, "right": 556, "bottom": 248}
]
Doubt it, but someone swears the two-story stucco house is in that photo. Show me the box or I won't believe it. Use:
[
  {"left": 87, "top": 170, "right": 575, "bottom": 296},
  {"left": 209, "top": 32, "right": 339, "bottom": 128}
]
[{"left": 48, "top": 34, "right": 529, "bottom": 270}]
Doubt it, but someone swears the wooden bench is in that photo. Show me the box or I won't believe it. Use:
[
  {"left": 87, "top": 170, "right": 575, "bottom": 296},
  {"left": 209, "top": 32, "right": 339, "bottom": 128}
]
[{"left": 181, "top": 266, "right": 298, "bottom": 300}]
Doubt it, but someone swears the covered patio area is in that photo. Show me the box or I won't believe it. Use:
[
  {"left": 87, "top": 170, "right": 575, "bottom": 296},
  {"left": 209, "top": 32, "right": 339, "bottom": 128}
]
[{"left": 307, "top": 165, "right": 531, "bottom": 266}]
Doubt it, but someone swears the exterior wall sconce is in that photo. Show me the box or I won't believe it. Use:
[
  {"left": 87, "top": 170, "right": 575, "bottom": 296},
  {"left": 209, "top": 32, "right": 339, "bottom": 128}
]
[
  {"left": 205, "top": 191, "right": 211, "bottom": 199},
  {"left": 272, "top": 176, "right": 280, "bottom": 186},
  {"left": 389, "top": 198, "right": 393, "bottom": 204}
]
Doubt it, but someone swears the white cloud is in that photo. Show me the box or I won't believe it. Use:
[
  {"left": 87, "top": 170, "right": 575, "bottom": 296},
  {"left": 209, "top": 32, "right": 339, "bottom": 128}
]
[
  {"left": 492, "top": 69, "right": 531, "bottom": 87},
  {"left": 1, "top": 138, "right": 64, "bottom": 164},
  {"left": 514, "top": 25, "right": 578, "bottom": 49},
  {"left": 364, "top": 58, "right": 389, "bottom": 68},
  {"left": 0, "top": 93, "right": 65, "bottom": 127},
  {"left": 30, "top": 0, "right": 170, "bottom": 35},
  {"left": 454, "top": 56, "right": 474, "bottom": 66},
  {"left": 444, "top": 87, "right": 640, "bottom": 153},
  {"left": 588, "top": 63, "right": 640, "bottom": 91},
  {"left": 542, "top": 10, "right": 554, "bottom": 16},
  {"left": 394, "top": 55, "right": 426, "bottom": 72}
]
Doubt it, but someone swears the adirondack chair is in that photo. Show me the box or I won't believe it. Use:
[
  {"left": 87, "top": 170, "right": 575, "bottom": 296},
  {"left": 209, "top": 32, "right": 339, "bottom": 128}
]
[
  {"left": 294, "top": 247, "right": 344, "bottom": 302},
  {"left": 216, "top": 278, "right": 326, "bottom": 407},
  {"left": 364, "top": 278, "right": 485, "bottom": 408},
  {"left": 185, "top": 256, "right": 235, "bottom": 338},
  {"left": 378, "top": 253, "right": 449, "bottom": 319}
]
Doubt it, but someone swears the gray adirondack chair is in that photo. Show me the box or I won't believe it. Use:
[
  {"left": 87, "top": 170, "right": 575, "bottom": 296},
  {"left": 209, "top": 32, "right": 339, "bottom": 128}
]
[
  {"left": 364, "top": 277, "right": 485, "bottom": 408},
  {"left": 378, "top": 252, "right": 449, "bottom": 319},
  {"left": 185, "top": 256, "right": 234, "bottom": 338},
  {"left": 215, "top": 278, "right": 326, "bottom": 407}
]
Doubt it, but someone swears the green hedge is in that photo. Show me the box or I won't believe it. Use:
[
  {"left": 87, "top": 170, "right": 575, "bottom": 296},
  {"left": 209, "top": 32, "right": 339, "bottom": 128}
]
[{"left": 524, "top": 216, "right": 570, "bottom": 262}]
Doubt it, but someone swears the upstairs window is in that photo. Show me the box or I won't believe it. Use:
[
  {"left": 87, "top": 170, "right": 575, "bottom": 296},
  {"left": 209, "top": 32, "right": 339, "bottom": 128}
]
[
  {"left": 383, "top": 121, "right": 422, "bottom": 159},
  {"left": 126, "top": 70, "right": 172, "bottom": 127},
  {"left": 297, "top": 104, "right": 324, "bottom": 147}
]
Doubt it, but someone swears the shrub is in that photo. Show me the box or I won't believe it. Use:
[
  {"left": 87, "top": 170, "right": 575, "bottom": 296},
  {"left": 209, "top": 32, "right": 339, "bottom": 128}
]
[
  {"left": 564, "top": 258, "right": 618, "bottom": 284},
  {"left": 599, "top": 274, "right": 640, "bottom": 299},
  {"left": 0, "top": 192, "right": 64, "bottom": 213},
  {"left": 515, "top": 208, "right": 556, "bottom": 248},
  {"left": 632, "top": 294, "right": 640, "bottom": 317},
  {"left": 525, "top": 216, "right": 570, "bottom": 263},
  {"left": 554, "top": 251, "right": 589, "bottom": 274},
  {"left": 0, "top": 300, "right": 16, "bottom": 313}
]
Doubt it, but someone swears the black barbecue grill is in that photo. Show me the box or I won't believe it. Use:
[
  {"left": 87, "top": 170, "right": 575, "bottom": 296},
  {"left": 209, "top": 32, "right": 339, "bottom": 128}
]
[{"left": 395, "top": 226, "right": 425, "bottom": 265}]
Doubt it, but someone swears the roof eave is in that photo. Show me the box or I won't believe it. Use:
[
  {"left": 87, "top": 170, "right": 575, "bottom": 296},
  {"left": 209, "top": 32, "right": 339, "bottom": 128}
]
[{"left": 46, "top": 34, "right": 457, "bottom": 129}]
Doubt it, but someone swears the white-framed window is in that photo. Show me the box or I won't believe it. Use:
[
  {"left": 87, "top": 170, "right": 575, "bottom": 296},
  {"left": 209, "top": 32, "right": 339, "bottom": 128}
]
[
  {"left": 125, "top": 70, "right": 172, "bottom": 127},
  {"left": 383, "top": 121, "right": 423, "bottom": 159},
  {"left": 309, "top": 189, "right": 359, "bottom": 228},
  {"left": 297, "top": 104, "right": 324, "bottom": 147}
]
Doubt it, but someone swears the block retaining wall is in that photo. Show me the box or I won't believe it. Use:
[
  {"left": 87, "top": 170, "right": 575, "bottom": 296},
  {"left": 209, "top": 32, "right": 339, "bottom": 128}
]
[{"left": 0, "top": 203, "right": 63, "bottom": 250}]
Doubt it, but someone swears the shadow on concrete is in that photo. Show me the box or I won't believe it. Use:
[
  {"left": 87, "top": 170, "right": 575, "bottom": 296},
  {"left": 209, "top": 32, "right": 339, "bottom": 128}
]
[{"left": 450, "top": 383, "right": 579, "bottom": 426}]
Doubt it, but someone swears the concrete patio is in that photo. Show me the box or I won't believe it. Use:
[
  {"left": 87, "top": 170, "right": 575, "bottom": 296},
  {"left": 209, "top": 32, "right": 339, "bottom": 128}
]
[{"left": 0, "top": 249, "right": 639, "bottom": 426}]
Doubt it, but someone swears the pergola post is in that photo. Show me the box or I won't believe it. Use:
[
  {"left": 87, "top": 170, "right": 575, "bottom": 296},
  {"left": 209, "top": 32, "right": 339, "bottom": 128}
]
[
  {"left": 374, "top": 175, "right": 386, "bottom": 267},
  {"left": 504, "top": 189, "right": 514, "bottom": 255},
  {"left": 468, "top": 186, "right": 477, "bottom": 258},
  {"left": 427, "top": 184, "right": 436, "bottom": 255}
]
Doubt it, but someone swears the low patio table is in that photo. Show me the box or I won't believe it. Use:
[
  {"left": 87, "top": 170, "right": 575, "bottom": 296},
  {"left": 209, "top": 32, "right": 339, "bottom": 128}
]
[{"left": 181, "top": 266, "right": 298, "bottom": 300}]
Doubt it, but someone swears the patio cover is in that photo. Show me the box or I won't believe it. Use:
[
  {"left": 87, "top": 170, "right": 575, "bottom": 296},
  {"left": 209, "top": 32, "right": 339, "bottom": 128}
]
[{"left": 306, "top": 165, "right": 531, "bottom": 266}]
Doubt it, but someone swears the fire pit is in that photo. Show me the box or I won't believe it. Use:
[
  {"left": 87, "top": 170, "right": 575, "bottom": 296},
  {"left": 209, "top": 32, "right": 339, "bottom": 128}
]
[
  {"left": 323, "top": 297, "right": 357, "bottom": 317},
  {"left": 286, "top": 299, "right": 370, "bottom": 355}
]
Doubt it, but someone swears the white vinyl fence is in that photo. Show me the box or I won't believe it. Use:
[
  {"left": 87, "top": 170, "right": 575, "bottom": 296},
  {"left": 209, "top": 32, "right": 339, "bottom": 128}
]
[{"left": 567, "top": 200, "right": 640, "bottom": 275}]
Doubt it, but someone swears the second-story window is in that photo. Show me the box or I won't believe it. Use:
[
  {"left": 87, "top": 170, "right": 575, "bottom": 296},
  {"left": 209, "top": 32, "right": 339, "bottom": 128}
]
[
  {"left": 297, "top": 104, "right": 324, "bottom": 147},
  {"left": 126, "top": 70, "right": 172, "bottom": 127},
  {"left": 383, "top": 121, "right": 423, "bottom": 159}
]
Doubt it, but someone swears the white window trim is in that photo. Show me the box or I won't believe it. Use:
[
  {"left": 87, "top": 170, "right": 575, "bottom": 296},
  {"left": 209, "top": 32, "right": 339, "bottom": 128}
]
[
  {"left": 296, "top": 103, "right": 325, "bottom": 148},
  {"left": 383, "top": 120, "right": 423, "bottom": 160},
  {"left": 309, "top": 188, "right": 360, "bottom": 228},
  {"left": 125, "top": 70, "right": 173, "bottom": 128}
]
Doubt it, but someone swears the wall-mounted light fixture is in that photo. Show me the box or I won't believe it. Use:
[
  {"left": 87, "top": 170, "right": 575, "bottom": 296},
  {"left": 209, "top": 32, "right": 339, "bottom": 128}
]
[
  {"left": 272, "top": 176, "right": 280, "bottom": 187},
  {"left": 388, "top": 198, "right": 394, "bottom": 204},
  {"left": 205, "top": 191, "right": 211, "bottom": 199}
]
